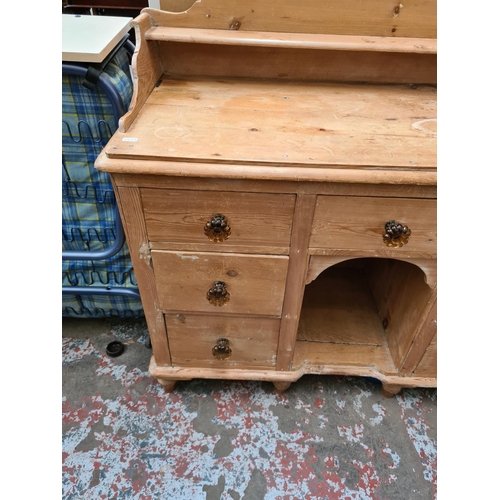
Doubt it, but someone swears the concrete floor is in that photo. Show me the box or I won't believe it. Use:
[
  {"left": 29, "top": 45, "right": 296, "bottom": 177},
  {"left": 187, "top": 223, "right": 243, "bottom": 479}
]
[{"left": 62, "top": 317, "right": 437, "bottom": 499}]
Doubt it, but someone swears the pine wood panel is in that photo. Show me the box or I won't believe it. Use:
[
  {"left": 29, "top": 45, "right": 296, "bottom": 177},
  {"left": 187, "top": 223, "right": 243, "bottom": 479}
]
[
  {"left": 365, "top": 259, "right": 436, "bottom": 370},
  {"left": 298, "top": 266, "right": 388, "bottom": 346},
  {"left": 146, "top": 27, "right": 437, "bottom": 54},
  {"left": 150, "top": 355, "right": 436, "bottom": 387},
  {"left": 412, "top": 332, "right": 437, "bottom": 377},
  {"left": 151, "top": 251, "right": 289, "bottom": 316},
  {"left": 159, "top": 43, "right": 436, "bottom": 84},
  {"left": 114, "top": 185, "right": 171, "bottom": 366},
  {"left": 118, "top": 12, "right": 163, "bottom": 132},
  {"left": 292, "top": 342, "right": 397, "bottom": 374},
  {"left": 310, "top": 196, "right": 436, "bottom": 254},
  {"left": 140, "top": 188, "right": 295, "bottom": 248},
  {"left": 404, "top": 297, "right": 437, "bottom": 375},
  {"left": 306, "top": 255, "right": 437, "bottom": 289},
  {"left": 112, "top": 173, "right": 437, "bottom": 199},
  {"left": 166, "top": 313, "right": 280, "bottom": 368},
  {"left": 153, "top": 0, "right": 437, "bottom": 38},
  {"left": 275, "top": 195, "right": 317, "bottom": 371},
  {"left": 106, "top": 77, "right": 437, "bottom": 169},
  {"left": 150, "top": 242, "right": 290, "bottom": 255},
  {"left": 157, "top": 0, "right": 195, "bottom": 11},
  {"left": 96, "top": 153, "right": 437, "bottom": 186}
]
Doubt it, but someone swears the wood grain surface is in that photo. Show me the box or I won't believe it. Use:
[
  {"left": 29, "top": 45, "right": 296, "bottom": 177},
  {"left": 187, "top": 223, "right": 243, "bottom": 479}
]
[
  {"left": 153, "top": 0, "right": 437, "bottom": 38},
  {"left": 151, "top": 250, "right": 289, "bottom": 316},
  {"left": 141, "top": 188, "right": 295, "bottom": 248},
  {"left": 310, "top": 195, "right": 437, "bottom": 254},
  {"left": 108, "top": 77, "right": 437, "bottom": 169},
  {"left": 146, "top": 27, "right": 437, "bottom": 53},
  {"left": 166, "top": 313, "right": 280, "bottom": 368}
]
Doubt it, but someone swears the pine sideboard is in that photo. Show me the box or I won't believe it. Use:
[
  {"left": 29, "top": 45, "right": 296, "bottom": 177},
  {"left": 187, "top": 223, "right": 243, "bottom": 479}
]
[{"left": 95, "top": 0, "right": 437, "bottom": 396}]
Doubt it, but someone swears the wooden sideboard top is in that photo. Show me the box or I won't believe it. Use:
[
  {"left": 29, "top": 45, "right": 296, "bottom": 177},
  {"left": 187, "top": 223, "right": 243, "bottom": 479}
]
[{"left": 103, "top": 76, "right": 436, "bottom": 170}]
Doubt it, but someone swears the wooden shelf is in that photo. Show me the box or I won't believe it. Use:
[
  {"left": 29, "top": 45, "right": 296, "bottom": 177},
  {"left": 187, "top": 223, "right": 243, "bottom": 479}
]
[
  {"left": 145, "top": 27, "right": 437, "bottom": 54},
  {"left": 293, "top": 264, "right": 397, "bottom": 374}
]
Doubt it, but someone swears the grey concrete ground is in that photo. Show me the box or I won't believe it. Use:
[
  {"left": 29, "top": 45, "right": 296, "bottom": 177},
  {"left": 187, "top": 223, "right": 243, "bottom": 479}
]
[{"left": 62, "top": 317, "right": 437, "bottom": 499}]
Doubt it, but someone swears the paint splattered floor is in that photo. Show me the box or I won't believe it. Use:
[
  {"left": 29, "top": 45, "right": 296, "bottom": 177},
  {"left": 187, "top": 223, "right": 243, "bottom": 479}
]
[{"left": 62, "top": 318, "right": 437, "bottom": 499}]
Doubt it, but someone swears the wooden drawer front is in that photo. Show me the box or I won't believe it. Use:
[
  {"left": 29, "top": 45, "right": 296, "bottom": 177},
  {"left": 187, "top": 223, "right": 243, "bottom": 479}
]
[
  {"left": 310, "top": 196, "right": 436, "bottom": 254},
  {"left": 152, "top": 251, "right": 289, "bottom": 316},
  {"left": 166, "top": 314, "right": 280, "bottom": 368},
  {"left": 141, "top": 189, "right": 295, "bottom": 249}
]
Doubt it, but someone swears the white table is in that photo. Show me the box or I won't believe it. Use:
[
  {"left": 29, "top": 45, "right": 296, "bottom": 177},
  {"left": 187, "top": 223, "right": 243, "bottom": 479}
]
[{"left": 62, "top": 14, "right": 132, "bottom": 63}]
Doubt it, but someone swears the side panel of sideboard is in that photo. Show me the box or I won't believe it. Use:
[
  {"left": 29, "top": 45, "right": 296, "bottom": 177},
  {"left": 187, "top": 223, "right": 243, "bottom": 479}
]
[{"left": 112, "top": 183, "right": 172, "bottom": 365}]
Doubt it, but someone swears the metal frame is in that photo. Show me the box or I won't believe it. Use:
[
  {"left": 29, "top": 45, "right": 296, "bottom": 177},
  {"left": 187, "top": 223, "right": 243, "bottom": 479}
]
[{"left": 62, "top": 39, "right": 142, "bottom": 309}]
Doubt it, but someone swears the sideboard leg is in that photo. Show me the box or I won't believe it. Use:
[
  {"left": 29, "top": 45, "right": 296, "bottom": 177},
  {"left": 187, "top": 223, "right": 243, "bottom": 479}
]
[
  {"left": 381, "top": 383, "right": 402, "bottom": 398},
  {"left": 158, "top": 379, "right": 177, "bottom": 393},
  {"left": 273, "top": 381, "right": 292, "bottom": 393}
]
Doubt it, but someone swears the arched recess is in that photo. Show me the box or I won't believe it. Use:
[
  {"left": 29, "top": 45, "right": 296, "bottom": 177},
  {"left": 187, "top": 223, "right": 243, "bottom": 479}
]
[
  {"left": 306, "top": 255, "right": 436, "bottom": 289},
  {"left": 298, "top": 256, "right": 437, "bottom": 372}
]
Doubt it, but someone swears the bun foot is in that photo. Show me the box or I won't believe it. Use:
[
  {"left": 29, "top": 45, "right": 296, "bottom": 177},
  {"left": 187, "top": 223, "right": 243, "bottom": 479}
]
[
  {"left": 273, "top": 381, "right": 292, "bottom": 393},
  {"left": 158, "top": 379, "right": 177, "bottom": 393},
  {"left": 381, "top": 383, "right": 402, "bottom": 398}
]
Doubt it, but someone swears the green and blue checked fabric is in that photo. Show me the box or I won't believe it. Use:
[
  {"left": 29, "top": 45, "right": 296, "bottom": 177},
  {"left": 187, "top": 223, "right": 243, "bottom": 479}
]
[{"left": 62, "top": 47, "right": 144, "bottom": 318}]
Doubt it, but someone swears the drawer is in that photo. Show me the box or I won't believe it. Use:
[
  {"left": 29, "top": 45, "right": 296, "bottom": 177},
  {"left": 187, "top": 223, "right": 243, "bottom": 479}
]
[
  {"left": 310, "top": 196, "right": 436, "bottom": 254},
  {"left": 152, "top": 250, "right": 289, "bottom": 316},
  {"left": 141, "top": 189, "right": 295, "bottom": 249},
  {"left": 166, "top": 314, "right": 280, "bottom": 368}
]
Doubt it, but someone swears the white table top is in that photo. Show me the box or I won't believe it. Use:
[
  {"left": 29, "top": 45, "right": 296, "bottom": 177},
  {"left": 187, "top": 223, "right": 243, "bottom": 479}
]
[{"left": 62, "top": 14, "right": 132, "bottom": 63}]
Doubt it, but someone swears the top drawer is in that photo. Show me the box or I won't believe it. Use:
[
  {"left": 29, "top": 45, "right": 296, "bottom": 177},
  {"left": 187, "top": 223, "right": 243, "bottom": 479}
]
[
  {"left": 310, "top": 196, "right": 436, "bottom": 254},
  {"left": 141, "top": 189, "right": 295, "bottom": 251}
]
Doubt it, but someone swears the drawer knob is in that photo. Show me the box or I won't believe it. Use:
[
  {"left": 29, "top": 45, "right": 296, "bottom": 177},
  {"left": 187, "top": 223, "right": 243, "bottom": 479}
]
[
  {"left": 383, "top": 220, "right": 411, "bottom": 248},
  {"left": 204, "top": 214, "right": 231, "bottom": 242},
  {"left": 206, "top": 281, "right": 231, "bottom": 306},
  {"left": 212, "top": 338, "right": 232, "bottom": 360}
]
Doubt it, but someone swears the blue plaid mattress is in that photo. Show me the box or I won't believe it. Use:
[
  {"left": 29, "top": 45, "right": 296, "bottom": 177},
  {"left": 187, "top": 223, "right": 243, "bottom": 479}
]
[{"left": 62, "top": 46, "right": 144, "bottom": 318}]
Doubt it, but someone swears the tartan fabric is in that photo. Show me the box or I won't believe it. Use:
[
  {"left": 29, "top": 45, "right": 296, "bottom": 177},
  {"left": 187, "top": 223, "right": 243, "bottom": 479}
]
[
  {"left": 62, "top": 247, "right": 138, "bottom": 287},
  {"left": 62, "top": 293, "right": 143, "bottom": 319},
  {"left": 62, "top": 46, "right": 143, "bottom": 318}
]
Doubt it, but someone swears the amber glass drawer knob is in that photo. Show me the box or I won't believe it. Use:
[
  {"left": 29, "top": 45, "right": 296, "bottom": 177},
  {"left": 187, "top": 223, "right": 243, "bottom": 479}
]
[
  {"left": 383, "top": 220, "right": 411, "bottom": 248},
  {"left": 206, "top": 281, "right": 231, "bottom": 306},
  {"left": 212, "top": 338, "right": 232, "bottom": 360},
  {"left": 204, "top": 214, "right": 231, "bottom": 242}
]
